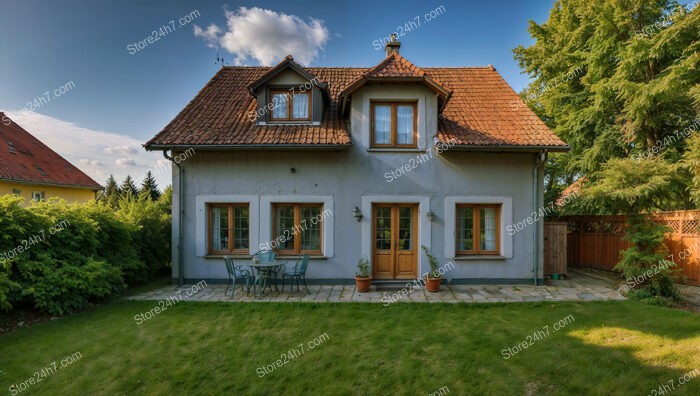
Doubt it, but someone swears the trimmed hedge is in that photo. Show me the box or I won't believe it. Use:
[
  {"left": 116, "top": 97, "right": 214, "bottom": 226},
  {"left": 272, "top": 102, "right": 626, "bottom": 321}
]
[{"left": 0, "top": 195, "right": 170, "bottom": 315}]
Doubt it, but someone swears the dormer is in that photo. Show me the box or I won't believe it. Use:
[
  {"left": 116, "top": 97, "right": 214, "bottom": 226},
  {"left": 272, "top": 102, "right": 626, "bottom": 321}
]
[
  {"left": 247, "top": 55, "right": 329, "bottom": 125},
  {"left": 338, "top": 35, "right": 453, "bottom": 150}
]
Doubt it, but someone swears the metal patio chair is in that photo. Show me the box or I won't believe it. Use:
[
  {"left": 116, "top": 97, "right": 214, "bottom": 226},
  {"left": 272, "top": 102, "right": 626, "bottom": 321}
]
[
  {"left": 223, "top": 257, "right": 251, "bottom": 297},
  {"left": 281, "top": 254, "right": 310, "bottom": 294}
]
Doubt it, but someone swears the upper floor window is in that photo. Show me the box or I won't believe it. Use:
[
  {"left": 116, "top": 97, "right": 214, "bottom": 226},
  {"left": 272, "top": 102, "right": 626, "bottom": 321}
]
[
  {"left": 371, "top": 102, "right": 417, "bottom": 148},
  {"left": 270, "top": 90, "right": 311, "bottom": 121},
  {"left": 32, "top": 191, "right": 45, "bottom": 202}
]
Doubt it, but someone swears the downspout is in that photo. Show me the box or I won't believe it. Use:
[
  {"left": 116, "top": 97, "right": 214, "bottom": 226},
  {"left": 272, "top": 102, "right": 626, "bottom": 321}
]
[
  {"left": 163, "top": 150, "right": 184, "bottom": 286},
  {"left": 533, "top": 150, "right": 547, "bottom": 285}
]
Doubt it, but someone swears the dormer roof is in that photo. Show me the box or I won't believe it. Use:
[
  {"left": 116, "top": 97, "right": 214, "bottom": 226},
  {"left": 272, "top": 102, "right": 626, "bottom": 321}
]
[{"left": 337, "top": 52, "right": 452, "bottom": 114}]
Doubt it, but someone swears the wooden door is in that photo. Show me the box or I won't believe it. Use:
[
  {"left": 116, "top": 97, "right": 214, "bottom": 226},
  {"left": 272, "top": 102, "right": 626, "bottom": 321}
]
[{"left": 372, "top": 204, "right": 418, "bottom": 279}]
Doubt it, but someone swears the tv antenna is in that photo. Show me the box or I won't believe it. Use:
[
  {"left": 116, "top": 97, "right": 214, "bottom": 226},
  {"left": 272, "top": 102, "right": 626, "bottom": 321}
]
[{"left": 215, "top": 50, "right": 227, "bottom": 68}]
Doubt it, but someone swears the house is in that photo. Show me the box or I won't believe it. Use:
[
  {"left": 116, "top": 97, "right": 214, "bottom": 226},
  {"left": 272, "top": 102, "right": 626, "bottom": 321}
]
[
  {"left": 0, "top": 112, "right": 102, "bottom": 203},
  {"left": 145, "top": 38, "right": 568, "bottom": 285}
]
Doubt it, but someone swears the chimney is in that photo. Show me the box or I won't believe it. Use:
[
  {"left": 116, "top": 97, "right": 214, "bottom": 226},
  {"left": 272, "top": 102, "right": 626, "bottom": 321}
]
[{"left": 385, "top": 33, "right": 400, "bottom": 57}]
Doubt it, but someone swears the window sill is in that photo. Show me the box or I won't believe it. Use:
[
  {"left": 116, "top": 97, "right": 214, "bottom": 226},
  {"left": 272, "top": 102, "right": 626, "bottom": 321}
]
[
  {"left": 276, "top": 255, "right": 327, "bottom": 260},
  {"left": 204, "top": 255, "right": 252, "bottom": 259},
  {"left": 453, "top": 255, "right": 506, "bottom": 261},
  {"left": 367, "top": 148, "right": 424, "bottom": 153},
  {"left": 203, "top": 255, "right": 327, "bottom": 260}
]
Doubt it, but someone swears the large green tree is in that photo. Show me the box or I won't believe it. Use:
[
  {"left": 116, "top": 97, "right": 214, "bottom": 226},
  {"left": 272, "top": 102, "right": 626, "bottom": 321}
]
[
  {"left": 119, "top": 176, "right": 139, "bottom": 199},
  {"left": 514, "top": 0, "right": 699, "bottom": 202},
  {"left": 103, "top": 174, "right": 120, "bottom": 209},
  {"left": 139, "top": 171, "right": 161, "bottom": 201}
]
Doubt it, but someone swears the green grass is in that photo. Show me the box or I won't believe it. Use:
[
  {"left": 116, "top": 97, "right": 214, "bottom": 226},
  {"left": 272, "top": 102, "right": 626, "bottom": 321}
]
[{"left": 1, "top": 300, "right": 699, "bottom": 395}]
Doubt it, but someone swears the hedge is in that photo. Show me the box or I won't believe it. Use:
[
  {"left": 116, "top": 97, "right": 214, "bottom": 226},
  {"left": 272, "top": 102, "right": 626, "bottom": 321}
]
[{"left": 0, "top": 195, "right": 171, "bottom": 315}]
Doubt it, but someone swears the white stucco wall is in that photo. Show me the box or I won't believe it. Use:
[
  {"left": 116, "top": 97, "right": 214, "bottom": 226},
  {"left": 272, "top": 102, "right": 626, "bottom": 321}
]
[{"left": 170, "top": 83, "right": 544, "bottom": 284}]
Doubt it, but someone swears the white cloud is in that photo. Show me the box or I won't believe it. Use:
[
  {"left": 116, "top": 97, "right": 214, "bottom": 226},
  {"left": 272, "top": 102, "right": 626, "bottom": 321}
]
[
  {"left": 105, "top": 145, "right": 139, "bottom": 155},
  {"left": 116, "top": 158, "right": 137, "bottom": 168},
  {"left": 79, "top": 159, "right": 104, "bottom": 167},
  {"left": 193, "top": 23, "right": 222, "bottom": 48},
  {"left": 2, "top": 111, "right": 171, "bottom": 190},
  {"left": 193, "top": 7, "right": 329, "bottom": 66}
]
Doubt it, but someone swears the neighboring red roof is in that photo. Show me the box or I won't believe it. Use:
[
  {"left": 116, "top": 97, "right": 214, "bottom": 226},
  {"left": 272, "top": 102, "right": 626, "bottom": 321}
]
[
  {"left": 0, "top": 113, "right": 102, "bottom": 190},
  {"left": 145, "top": 55, "right": 567, "bottom": 151},
  {"left": 556, "top": 178, "right": 586, "bottom": 207}
]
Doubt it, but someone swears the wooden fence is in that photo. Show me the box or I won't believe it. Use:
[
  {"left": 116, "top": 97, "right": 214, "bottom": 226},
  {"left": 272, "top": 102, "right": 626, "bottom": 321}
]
[{"left": 561, "top": 211, "right": 700, "bottom": 286}]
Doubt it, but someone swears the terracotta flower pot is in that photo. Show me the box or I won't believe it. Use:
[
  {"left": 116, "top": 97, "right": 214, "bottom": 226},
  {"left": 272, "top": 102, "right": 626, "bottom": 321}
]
[
  {"left": 355, "top": 276, "right": 372, "bottom": 293},
  {"left": 425, "top": 276, "right": 442, "bottom": 293}
]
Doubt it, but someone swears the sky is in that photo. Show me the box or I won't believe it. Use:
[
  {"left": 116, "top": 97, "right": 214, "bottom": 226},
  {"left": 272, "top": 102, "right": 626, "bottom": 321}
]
[{"left": 0, "top": 0, "right": 561, "bottom": 188}]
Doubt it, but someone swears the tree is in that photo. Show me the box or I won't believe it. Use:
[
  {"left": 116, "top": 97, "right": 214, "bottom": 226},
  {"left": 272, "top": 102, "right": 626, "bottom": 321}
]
[
  {"left": 574, "top": 157, "right": 683, "bottom": 300},
  {"left": 139, "top": 171, "right": 161, "bottom": 201},
  {"left": 119, "top": 176, "right": 139, "bottom": 199},
  {"left": 104, "top": 175, "right": 120, "bottom": 208},
  {"left": 158, "top": 185, "right": 172, "bottom": 214},
  {"left": 514, "top": 0, "right": 700, "bottom": 198},
  {"left": 683, "top": 133, "right": 700, "bottom": 207}
]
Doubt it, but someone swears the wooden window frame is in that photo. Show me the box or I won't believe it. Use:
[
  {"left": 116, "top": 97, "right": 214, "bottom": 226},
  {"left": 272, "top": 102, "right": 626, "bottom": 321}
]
[
  {"left": 455, "top": 204, "right": 501, "bottom": 256},
  {"left": 272, "top": 203, "right": 323, "bottom": 255},
  {"left": 269, "top": 89, "right": 312, "bottom": 122},
  {"left": 208, "top": 203, "right": 250, "bottom": 255},
  {"left": 31, "top": 191, "right": 45, "bottom": 202},
  {"left": 370, "top": 101, "right": 418, "bottom": 148}
]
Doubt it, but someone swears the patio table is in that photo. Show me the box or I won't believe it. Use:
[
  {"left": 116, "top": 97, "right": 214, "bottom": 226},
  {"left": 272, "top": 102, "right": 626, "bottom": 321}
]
[{"left": 249, "top": 261, "right": 286, "bottom": 298}]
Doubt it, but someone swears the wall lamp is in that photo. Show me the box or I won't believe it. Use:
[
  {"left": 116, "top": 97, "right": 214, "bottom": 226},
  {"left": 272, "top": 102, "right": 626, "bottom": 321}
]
[
  {"left": 353, "top": 206, "right": 363, "bottom": 222},
  {"left": 427, "top": 211, "right": 436, "bottom": 222}
]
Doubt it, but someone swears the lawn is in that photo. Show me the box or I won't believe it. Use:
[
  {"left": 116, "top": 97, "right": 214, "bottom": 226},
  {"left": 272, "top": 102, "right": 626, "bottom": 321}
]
[{"left": 1, "top": 299, "right": 699, "bottom": 395}]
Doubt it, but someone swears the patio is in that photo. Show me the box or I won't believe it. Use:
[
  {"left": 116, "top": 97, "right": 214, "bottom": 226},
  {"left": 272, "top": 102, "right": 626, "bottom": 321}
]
[{"left": 127, "top": 270, "right": 627, "bottom": 304}]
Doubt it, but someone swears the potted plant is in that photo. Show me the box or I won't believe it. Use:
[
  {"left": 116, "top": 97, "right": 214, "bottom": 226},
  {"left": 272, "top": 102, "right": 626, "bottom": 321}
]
[
  {"left": 355, "top": 256, "right": 372, "bottom": 293},
  {"left": 422, "top": 245, "right": 442, "bottom": 292}
]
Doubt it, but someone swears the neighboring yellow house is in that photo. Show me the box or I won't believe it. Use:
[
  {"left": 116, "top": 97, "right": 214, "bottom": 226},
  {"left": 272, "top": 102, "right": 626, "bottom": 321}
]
[{"left": 0, "top": 112, "right": 102, "bottom": 204}]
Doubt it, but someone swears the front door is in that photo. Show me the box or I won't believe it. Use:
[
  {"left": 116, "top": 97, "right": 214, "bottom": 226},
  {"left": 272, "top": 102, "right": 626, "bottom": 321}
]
[{"left": 372, "top": 204, "right": 418, "bottom": 280}]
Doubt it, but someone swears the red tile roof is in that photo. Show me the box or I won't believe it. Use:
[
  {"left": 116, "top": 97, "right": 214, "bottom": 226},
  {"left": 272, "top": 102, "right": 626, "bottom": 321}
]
[
  {"left": 0, "top": 113, "right": 102, "bottom": 190},
  {"left": 145, "top": 56, "right": 567, "bottom": 151}
]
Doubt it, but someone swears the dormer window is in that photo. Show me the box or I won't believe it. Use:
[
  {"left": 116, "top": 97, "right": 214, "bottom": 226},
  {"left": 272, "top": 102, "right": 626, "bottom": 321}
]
[
  {"left": 371, "top": 102, "right": 417, "bottom": 148},
  {"left": 270, "top": 90, "right": 311, "bottom": 121}
]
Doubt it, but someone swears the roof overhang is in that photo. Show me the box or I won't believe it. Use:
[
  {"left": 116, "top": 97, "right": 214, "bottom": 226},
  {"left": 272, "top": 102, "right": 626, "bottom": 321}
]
[
  {"left": 144, "top": 143, "right": 352, "bottom": 152},
  {"left": 434, "top": 144, "right": 570, "bottom": 153},
  {"left": 338, "top": 76, "right": 452, "bottom": 116},
  {"left": 0, "top": 177, "right": 103, "bottom": 191}
]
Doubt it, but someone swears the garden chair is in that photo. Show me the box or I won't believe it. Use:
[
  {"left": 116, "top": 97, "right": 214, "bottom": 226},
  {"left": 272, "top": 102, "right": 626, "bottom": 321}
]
[
  {"left": 281, "top": 254, "right": 310, "bottom": 294},
  {"left": 223, "top": 257, "right": 251, "bottom": 297}
]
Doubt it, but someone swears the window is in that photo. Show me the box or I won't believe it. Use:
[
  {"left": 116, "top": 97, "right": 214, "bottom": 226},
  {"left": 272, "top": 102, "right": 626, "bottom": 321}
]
[
  {"left": 456, "top": 204, "right": 500, "bottom": 255},
  {"left": 273, "top": 204, "right": 323, "bottom": 255},
  {"left": 12, "top": 188, "right": 21, "bottom": 196},
  {"left": 31, "top": 191, "right": 45, "bottom": 202},
  {"left": 270, "top": 90, "right": 311, "bottom": 121},
  {"left": 371, "top": 102, "right": 417, "bottom": 148},
  {"left": 208, "top": 204, "right": 249, "bottom": 254}
]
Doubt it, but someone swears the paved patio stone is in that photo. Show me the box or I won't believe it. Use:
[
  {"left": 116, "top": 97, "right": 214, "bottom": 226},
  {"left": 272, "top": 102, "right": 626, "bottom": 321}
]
[{"left": 125, "top": 271, "right": 633, "bottom": 304}]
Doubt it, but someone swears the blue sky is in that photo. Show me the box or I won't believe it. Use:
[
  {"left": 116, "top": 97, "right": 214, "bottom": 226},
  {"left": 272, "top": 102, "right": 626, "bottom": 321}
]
[{"left": 0, "top": 0, "right": 560, "bottom": 186}]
